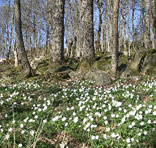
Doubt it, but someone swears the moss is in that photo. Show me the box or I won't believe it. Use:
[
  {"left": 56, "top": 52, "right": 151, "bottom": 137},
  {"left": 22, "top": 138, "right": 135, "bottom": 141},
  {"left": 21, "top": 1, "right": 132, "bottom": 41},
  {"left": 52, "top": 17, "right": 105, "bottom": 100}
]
[
  {"left": 93, "top": 58, "right": 111, "bottom": 71},
  {"left": 78, "top": 61, "right": 91, "bottom": 74},
  {"left": 36, "top": 65, "right": 50, "bottom": 75}
]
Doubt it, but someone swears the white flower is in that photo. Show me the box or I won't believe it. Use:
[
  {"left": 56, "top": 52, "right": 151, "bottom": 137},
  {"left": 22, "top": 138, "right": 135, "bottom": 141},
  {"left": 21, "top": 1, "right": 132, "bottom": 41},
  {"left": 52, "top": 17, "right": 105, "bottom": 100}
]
[
  {"left": 103, "top": 116, "right": 107, "bottom": 120},
  {"left": 12, "top": 120, "right": 15, "bottom": 124},
  {"left": 138, "top": 132, "right": 141, "bottom": 136},
  {"left": 73, "top": 112, "right": 76, "bottom": 116},
  {"left": 131, "top": 138, "right": 134, "bottom": 142},
  {"left": 119, "top": 107, "right": 122, "bottom": 111},
  {"left": 91, "top": 135, "right": 96, "bottom": 140},
  {"left": 95, "top": 135, "right": 99, "bottom": 140},
  {"left": 104, "top": 121, "right": 108, "bottom": 125},
  {"left": 34, "top": 115, "right": 38, "bottom": 119},
  {"left": 18, "top": 144, "right": 22, "bottom": 147},
  {"left": 95, "top": 112, "right": 101, "bottom": 117},
  {"left": 126, "top": 138, "right": 131, "bottom": 143},
  {"left": 20, "top": 124, "right": 24, "bottom": 128},
  {"left": 59, "top": 141, "right": 67, "bottom": 148},
  {"left": 153, "top": 111, "right": 156, "bottom": 116},
  {"left": 147, "top": 120, "right": 151, "bottom": 124},
  {"left": 111, "top": 133, "right": 117, "bottom": 138},
  {"left": 62, "top": 117, "right": 67, "bottom": 122},
  {"left": 73, "top": 117, "right": 78, "bottom": 123},
  {"left": 103, "top": 134, "right": 107, "bottom": 139},
  {"left": 116, "top": 114, "right": 119, "bottom": 118},
  {"left": 144, "top": 131, "right": 147, "bottom": 135},
  {"left": 8, "top": 128, "right": 13, "bottom": 132},
  {"left": 30, "top": 130, "right": 35, "bottom": 136},
  {"left": 21, "top": 130, "right": 25, "bottom": 134},
  {"left": 106, "top": 128, "right": 110, "bottom": 132},
  {"left": 83, "top": 118, "right": 87, "bottom": 124},
  {"left": 65, "top": 123, "right": 68, "bottom": 127},
  {"left": 84, "top": 122, "right": 91, "bottom": 130},
  {"left": 5, "top": 133, "right": 10, "bottom": 140},
  {"left": 111, "top": 114, "right": 115, "bottom": 118},
  {"left": 132, "top": 122, "right": 135, "bottom": 126},
  {"left": 43, "top": 119, "right": 47, "bottom": 123},
  {"left": 140, "top": 122, "right": 144, "bottom": 126},
  {"left": 52, "top": 116, "right": 59, "bottom": 122}
]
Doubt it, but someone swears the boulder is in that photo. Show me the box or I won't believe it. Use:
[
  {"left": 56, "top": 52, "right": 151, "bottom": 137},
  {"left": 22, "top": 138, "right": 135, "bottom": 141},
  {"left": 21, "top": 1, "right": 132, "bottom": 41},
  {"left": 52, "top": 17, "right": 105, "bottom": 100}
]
[
  {"left": 77, "top": 61, "right": 91, "bottom": 74},
  {"left": 30, "top": 56, "right": 49, "bottom": 70},
  {"left": 44, "top": 64, "right": 72, "bottom": 80},
  {"left": 120, "top": 67, "right": 140, "bottom": 79},
  {"left": 85, "top": 70, "right": 112, "bottom": 86},
  {"left": 142, "top": 53, "right": 156, "bottom": 75},
  {"left": 129, "top": 49, "right": 146, "bottom": 71},
  {"left": 69, "top": 71, "right": 82, "bottom": 79},
  {"left": 93, "top": 56, "right": 111, "bottom": 72}
]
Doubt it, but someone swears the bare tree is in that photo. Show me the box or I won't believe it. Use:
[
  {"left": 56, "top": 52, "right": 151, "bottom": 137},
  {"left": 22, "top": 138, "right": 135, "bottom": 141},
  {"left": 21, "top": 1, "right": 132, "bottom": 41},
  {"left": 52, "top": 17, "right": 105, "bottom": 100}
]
[
  {"left": 78, "top": 0, "right": 95, "bottom": 62},
  {"left": 111, "top": 0, "right": 120, "bottom": 77},
  {"left": 50, "top": 0, "right": 65, "bottom": 63},
  {"left": 14, "top": 0, "right": 34, "bottom": 77}
]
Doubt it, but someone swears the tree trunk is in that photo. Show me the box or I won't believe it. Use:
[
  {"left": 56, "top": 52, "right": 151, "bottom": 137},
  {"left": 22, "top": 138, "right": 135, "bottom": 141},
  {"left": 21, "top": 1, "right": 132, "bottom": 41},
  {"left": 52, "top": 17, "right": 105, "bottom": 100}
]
[
  {"left": 97, "top": 0, "right": 102, "bottom": 52},
  {"left": 50, "top": 0, "right": 65, "bottom": 63},
  {"left": 151, "top": 0, "right": 156, "bottom": 50},
  {"left": 13, "top": 41, "right": 18, "bottom": 67},
  {"left": 79, "top": 0, "right": 95, "bottom": 62},
  {"left": 145, "top": 0, "right": 151, "bottom": 49},
  {"left": 14, "top": 0, "right": 34, "bottom": 77},
  {"left": 132, "top": 0, "right": 135, "bottom": 48},
  {"left": 141, "top": 0, "right": 145, "bottom": 47},
  {"left": 111, "top": 0, "right": 120, "bottom": 78}
]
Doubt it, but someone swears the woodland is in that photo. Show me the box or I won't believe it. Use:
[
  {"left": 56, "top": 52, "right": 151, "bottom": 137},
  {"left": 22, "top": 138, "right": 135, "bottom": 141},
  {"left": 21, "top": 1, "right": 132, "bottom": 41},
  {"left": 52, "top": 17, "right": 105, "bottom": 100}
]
[{"left": 0, "top": 0, "right": 156, "bottom": 148}]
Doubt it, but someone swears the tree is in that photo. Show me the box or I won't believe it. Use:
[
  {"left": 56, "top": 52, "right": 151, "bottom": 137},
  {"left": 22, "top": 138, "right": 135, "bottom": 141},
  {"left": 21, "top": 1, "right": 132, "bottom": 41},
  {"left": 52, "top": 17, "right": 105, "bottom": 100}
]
[
  {"left": 111, "top": 0, "right": 120, "bottom": 77},
  {"left": 50, "top": 0, "right": 65, "bottom": 63},
  {"left": 78, "top": 0, "right": 95, "bottom": 62},
  {"left": 145, "top": 0, "right": 151, "bottom": 49},
  {"left": 151, "top": 0, "right": 156, "bottom": 50},
  {"left": 14, "top": 0, "right": 34, "bottom": 77}
]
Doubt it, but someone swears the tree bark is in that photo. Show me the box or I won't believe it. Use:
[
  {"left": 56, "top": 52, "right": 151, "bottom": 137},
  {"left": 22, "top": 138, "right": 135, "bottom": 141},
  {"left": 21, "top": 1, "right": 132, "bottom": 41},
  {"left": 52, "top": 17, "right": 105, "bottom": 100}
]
[
  {"left": 13, "top": 41, "right": 18, "bottom": 67},
  {"left": 145, "top": 0, "right": 151, "bottom": 49},
  {"left": 97, "top": 0, "right": 102, "bottom": 52},
  {"left": 14, "top": 0, "right": 34, "bottom": 77},
  {"left": 151, "top": 0, "right": 156, "bottom": 50},
  {"left": 50, "top": 0, "right": 65, "bottom": 63},
  {"left": 79, "top": 0, "right": 95, "bottom": 62},
  {"left": 111, "top": 0, "right": 120, "bottom": 78}
]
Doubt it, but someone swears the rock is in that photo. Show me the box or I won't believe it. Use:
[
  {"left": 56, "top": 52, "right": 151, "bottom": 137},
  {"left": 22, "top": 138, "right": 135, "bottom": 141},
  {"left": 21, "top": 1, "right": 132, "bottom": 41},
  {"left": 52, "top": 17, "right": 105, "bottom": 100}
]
[
  {"left": 30, "top": 56, "right": 49, "bottom": 70},
  {"left": 69, "top": 71, "right": 82, "bottom": 79},
  {"left": 85, "top": 70, "right": 112, "bottom": 86},
  {"left": 78, "top": 61, "right": 91, "bottom": 74},
  {"left": 129, "top": 49, "right": 146, "bottom": 71},
  {"left": 120, "top": 67, "right": 131, "bottom": 78},
  {"left": 44, "top": 64, "right": 72, "bottom": 80},
  {"left": 93, "top": 56, "right": 111, "bottom": 72},
  {"left": 142, "top": 53, "right": 156, "bottom": 75},
  {"left": 120, "top": 67, "right": 140, "bottom": 79}
]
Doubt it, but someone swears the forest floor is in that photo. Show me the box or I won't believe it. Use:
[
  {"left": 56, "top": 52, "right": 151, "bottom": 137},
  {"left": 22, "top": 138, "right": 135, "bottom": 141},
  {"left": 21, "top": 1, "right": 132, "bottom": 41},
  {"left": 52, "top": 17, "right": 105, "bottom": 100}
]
[{"left": 0, "top": 63, "right": 156, "bottom": 148}]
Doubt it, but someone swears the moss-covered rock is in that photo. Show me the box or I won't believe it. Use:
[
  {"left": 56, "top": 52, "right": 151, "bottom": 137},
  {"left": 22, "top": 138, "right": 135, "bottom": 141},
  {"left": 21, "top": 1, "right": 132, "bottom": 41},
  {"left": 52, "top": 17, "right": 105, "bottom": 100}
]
[
  {"left": 129, "top": 49, "right": 146, "bottom": 71},
  {"left": 92, "top": 56, "right": 111, "bottom": 72},
  {"left": 77, "top": 61, "right": 92, "bottom": 74},
  {"left": 85, "top": 69, "right": 112, "bottom": 86}
]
